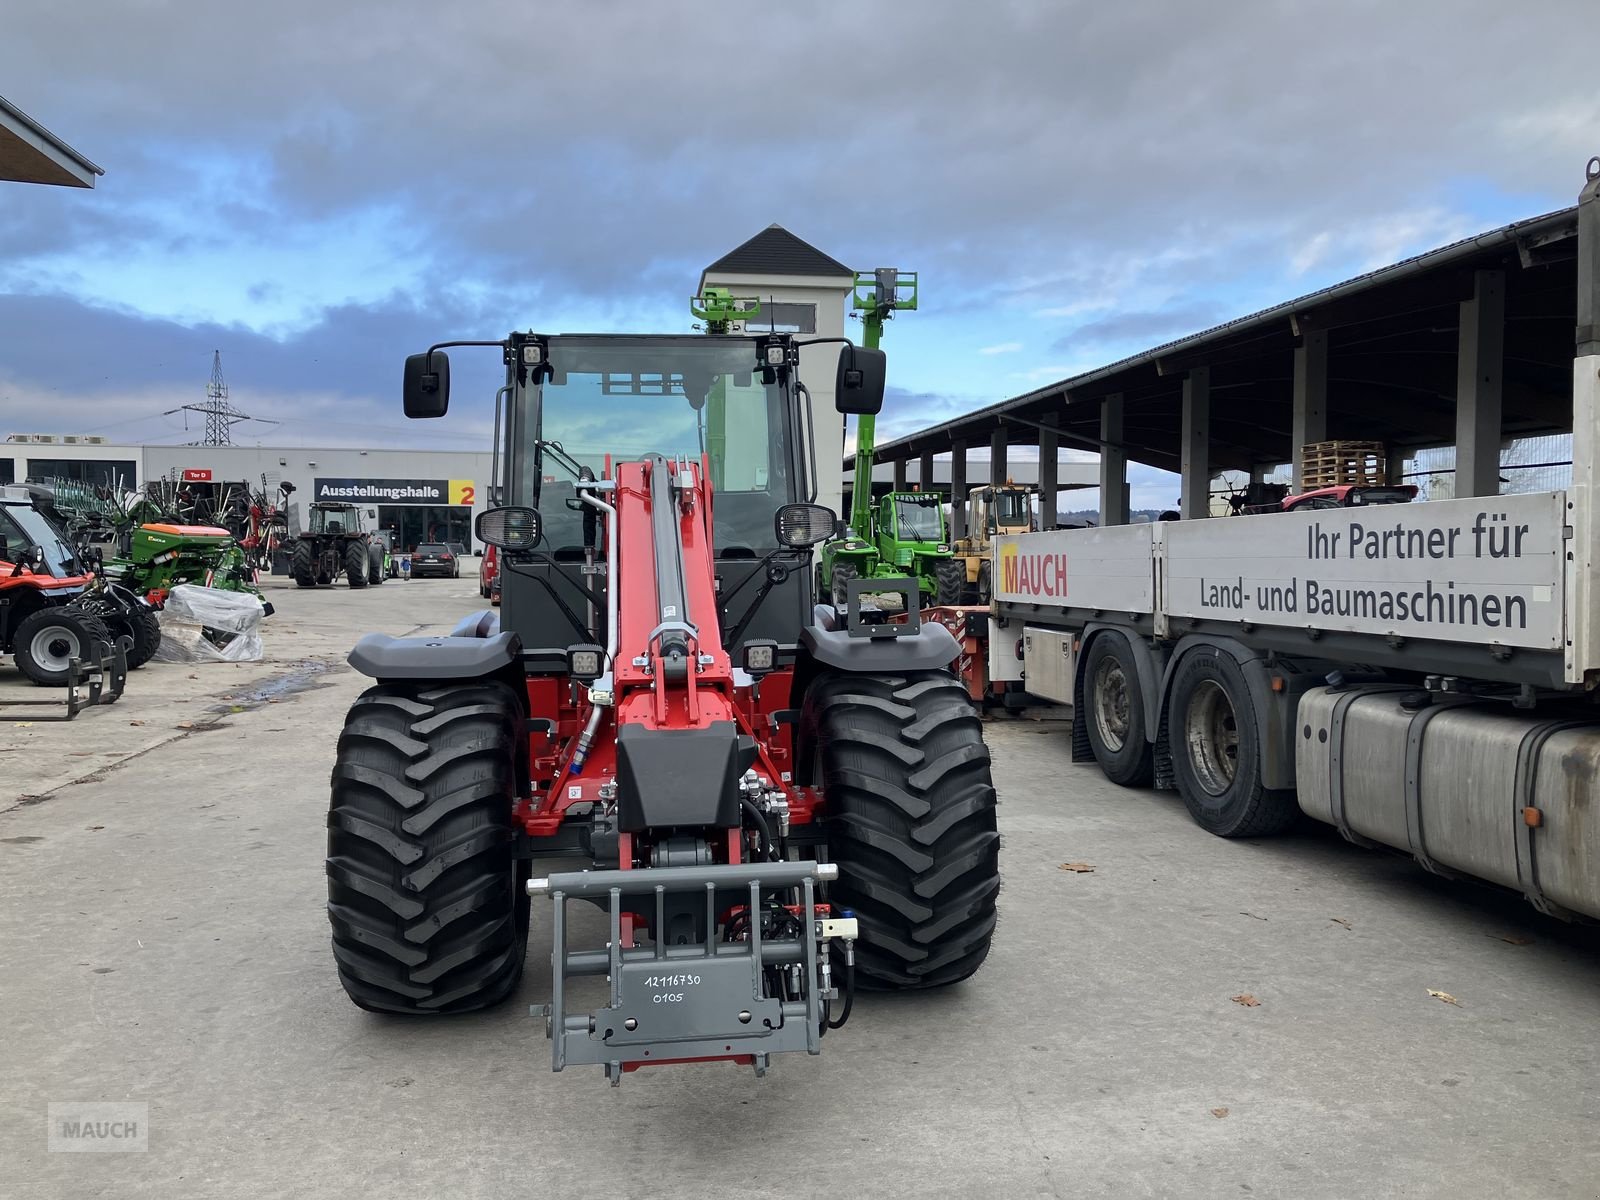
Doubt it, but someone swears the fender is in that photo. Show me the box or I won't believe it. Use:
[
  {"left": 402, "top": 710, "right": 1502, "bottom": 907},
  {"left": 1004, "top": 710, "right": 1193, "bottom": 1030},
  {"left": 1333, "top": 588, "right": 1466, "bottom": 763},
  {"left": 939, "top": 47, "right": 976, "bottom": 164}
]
[
  {"left": 1153, "top": 635, "right": 1340, "bottom": 792},
  {"left": 450, "top": 609, "right": 501, "bottom": 639},
  {"left": 348, "top": 628, "right": 522, "bottom": 682},
  {"left": 790, "top": 619, "right": 961, "bottom": 785},
  {"left": 798, "top": 620, "right": 959, "bottom": 675}
]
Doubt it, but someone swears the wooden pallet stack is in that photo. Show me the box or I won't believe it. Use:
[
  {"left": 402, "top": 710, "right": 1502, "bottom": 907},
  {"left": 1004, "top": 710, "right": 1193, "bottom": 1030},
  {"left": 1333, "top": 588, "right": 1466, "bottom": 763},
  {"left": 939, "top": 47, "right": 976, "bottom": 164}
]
[{"left": 1300, "top": 439, "right": 1386, "bottom": 489}]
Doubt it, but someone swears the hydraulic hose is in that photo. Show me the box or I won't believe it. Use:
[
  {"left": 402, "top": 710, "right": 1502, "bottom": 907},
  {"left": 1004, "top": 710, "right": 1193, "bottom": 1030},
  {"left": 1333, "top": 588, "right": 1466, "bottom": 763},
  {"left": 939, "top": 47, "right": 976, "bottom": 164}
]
[
  {"left": 739, "top": 796, "right": 778, "bottom": 861},
  {"left": 569, "top": 483, "right": 618, "bottom": 776},
  {"left": 827, "top": 957, "right": 854, "bottom": 1029}
]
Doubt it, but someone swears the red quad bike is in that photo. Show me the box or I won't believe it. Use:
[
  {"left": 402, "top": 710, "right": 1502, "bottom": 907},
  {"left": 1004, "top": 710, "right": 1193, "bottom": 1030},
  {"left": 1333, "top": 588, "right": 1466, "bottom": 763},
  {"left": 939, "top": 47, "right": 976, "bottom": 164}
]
[{"left": 327, "top": 326, "right": 1001, "bottom": 1084}]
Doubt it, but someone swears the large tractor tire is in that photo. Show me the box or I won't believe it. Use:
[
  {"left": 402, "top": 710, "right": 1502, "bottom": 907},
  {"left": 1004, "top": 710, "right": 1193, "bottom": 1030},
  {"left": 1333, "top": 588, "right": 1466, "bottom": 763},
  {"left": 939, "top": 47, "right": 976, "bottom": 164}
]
[
  {"left": 368, "top": 545, "right": 386, "bottom": 586},
  {"left": 14, "top": 607, "right": 112, "bottom": 687},
  {"left": 292, "top": 541, "right": 317, "bottom": 587},
  {"left": 129, "top": 603, "right": 162, "bottom": 668},
  {"left": 103, "top": 601, "right": 162, "bottom": 670},
  {"left": 830, "top": 561, "right": 859, "bottom": 611},
  {"left": 1166, "top": 647, "right": 1297, "bottom": 837},
  {"left": 932, "top": 558, "right": 965, "bottom": 606},
  {"left": 976, "top": 561, "right": 993, "bottom": 606},
  {"left": 1081, "top": 633, "right": 1154, "bottom": 787},
  {"left": 345, "top": 541, "right": 369, "bottom": 588},
  {"left": 806, "top": 671, "right": 1000, "bottom": 989},
  {"left": 326, "top": 681, "right": 529, "bottom": 1014}
]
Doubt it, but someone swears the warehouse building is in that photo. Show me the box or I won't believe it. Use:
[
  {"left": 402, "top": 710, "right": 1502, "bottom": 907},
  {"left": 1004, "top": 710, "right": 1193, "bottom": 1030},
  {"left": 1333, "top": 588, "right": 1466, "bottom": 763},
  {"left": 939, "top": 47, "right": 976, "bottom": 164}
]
[{"left": 0, "top": 436, "right": 492, "bottom": 553}]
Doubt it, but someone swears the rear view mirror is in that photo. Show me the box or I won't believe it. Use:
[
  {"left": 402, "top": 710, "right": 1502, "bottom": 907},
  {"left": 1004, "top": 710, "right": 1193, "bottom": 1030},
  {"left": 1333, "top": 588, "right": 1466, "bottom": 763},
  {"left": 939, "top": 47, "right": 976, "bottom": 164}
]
[
  {"left": 404, "top": 351, "right": 451, "bottom": 419},
  {"left": 835, "top": 345, "right": 886, "bottom": 415}
]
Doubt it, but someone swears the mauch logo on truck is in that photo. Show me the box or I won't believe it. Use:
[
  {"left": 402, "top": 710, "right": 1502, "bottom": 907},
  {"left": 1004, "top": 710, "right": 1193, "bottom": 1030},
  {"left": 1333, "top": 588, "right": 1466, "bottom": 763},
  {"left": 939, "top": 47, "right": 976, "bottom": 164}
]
[{"left": 1000, "top": 543, "right": 1068, "bottom": 597}]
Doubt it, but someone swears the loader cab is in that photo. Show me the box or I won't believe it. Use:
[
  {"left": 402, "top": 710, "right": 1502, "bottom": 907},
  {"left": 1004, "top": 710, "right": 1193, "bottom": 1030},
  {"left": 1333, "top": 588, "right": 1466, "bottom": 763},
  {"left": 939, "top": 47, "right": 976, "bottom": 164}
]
[
  {"left": 877, "top": 492, "right": 947, "bottom": 565},
  {"left": 500, "top": 333, "right": 812, "bottom": 658},
  {"left": 307, "top": 502, "right": 361, "bottom": 536},
  {"left": 988, "top": 486, "right": 1032, "bottom": 534}
]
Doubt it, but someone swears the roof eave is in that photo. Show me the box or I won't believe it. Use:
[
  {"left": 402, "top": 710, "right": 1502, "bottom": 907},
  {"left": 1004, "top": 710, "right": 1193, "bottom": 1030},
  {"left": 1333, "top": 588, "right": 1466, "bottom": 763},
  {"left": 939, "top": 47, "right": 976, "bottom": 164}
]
[{"left": 0, "top": 95, "right": 104, "bottom": 187}]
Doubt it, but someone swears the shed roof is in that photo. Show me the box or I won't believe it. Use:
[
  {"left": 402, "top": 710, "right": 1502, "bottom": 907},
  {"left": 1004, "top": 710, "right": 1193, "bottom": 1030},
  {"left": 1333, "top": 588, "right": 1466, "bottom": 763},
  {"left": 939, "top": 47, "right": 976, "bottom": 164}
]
[
  {"left": 866, "top": 206, "right": 1581, "bottom": 475},
  {"left": 0, "top": 95, "right": 102, "bottom": 188}
]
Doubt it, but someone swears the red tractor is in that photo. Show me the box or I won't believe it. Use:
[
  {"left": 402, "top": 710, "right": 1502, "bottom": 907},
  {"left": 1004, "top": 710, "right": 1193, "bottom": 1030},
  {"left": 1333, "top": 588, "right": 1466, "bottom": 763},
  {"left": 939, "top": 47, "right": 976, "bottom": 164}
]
[{"left": 327, "top": 323, "right": 1001, "bottom": 1083}]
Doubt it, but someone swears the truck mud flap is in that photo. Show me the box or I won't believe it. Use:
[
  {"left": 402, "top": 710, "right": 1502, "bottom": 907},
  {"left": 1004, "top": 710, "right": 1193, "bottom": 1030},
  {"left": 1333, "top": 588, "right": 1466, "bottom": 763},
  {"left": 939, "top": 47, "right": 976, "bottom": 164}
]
[{"left": 532, "top": 860, "right": 835, "bottom": 1085}]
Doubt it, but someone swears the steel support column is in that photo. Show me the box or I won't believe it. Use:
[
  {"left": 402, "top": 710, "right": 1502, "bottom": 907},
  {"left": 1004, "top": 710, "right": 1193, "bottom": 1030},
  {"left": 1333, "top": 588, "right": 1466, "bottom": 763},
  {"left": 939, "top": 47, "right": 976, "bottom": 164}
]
[
  {"left": 989, "top": 428, "right": 1008, "bottom": 486},
  {"left": 892, "top": 458, "right": 908, "bottom": 490},
  {"left": 1181, "top": 368, "right": 1210, "bottom": 520},
  {"left": 1038, "top": 412, "right": 1059, "bottom": 530},
  {"left": 1100, "top": 392, "right": 1129, "bottom": 526},
  {"left": 949, "top": 443, "right": 968, "bottom": 540},
  {"left": 1386, "top": 446, "right": 1409, "bottom": 489},
  {"left": 1291, "top": 330, "right": 1328, "bottom": 492},
  {"left": 1455, "top": 269, "right": 1506, "bottom": 498},
  {"left": 918, "top": 449, "right": 935, "bottom": 493}
]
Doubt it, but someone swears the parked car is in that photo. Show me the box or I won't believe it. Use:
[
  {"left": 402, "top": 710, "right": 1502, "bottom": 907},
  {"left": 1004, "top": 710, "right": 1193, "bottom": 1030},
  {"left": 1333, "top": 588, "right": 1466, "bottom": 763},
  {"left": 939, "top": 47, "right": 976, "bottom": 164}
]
[
  {"left": 478, "top": 543, "right": 498, "bottom": 598},
  {"left": 410, "top": 542, "right": 458, "bottom": 578}
]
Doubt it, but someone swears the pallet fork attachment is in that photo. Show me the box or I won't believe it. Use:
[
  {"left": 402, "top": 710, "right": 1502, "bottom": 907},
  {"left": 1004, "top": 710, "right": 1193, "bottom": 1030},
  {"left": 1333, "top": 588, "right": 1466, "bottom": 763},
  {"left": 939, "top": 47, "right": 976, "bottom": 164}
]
[
  {"left": 0, "top": 643, "right": 127, "bottom": 722},
  {"left": 531, "top": 860, "right": 851, "bottom": 1086}
]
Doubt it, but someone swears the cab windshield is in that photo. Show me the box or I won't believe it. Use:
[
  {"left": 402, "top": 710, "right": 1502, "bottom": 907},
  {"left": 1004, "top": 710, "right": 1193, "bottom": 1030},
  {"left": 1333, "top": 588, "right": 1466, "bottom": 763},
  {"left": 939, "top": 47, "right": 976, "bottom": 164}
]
[
  {"left": 994, "top": 489, "right": 1030, "bottom": 526},
  {"left": 523, "top": 337, "right": 795, "bottom": 554},
  {"left": 892, "top": 495, "right": 944, "bottom": 541},
  {"left": 309, "top": 506, "right": 357, "bottom": 535},
  {"left": 0, "top": 501, "right": 80, "bottom": 576}
]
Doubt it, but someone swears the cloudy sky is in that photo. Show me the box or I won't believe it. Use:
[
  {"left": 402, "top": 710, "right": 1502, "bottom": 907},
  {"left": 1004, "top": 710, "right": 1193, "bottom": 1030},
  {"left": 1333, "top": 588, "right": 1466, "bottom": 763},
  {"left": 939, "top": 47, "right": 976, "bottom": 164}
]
[{"left": 3, "top": 1, "right": 1597, "bottom": 508}]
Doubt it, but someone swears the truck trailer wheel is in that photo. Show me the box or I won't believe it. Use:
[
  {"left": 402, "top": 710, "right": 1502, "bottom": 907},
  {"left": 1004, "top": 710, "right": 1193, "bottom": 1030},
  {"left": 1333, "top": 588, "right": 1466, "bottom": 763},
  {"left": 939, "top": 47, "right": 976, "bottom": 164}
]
[
  {"left": 806, "top": 671, "right": 1001, "bottom": 989},
  {"left": 1165, "top": 649, "right": 1296, "bottom": 837},
  {"left": 326, "top": 680, "right": 529, "bottom": 1014},
  {"left": 345, "top": 542, "right": 369, "bottom": 588},
  {"left": 932, "top": 558, "right": 965, "bottom": 606},
  {"left": 292, "top": 541, "right": 316, "bottom": 587},
  {"left": 1082, "top": 634, "right": 1154, "bottom": 786},
  {"left": 14, "top": 607, "right": 111, "bottom": 686}
]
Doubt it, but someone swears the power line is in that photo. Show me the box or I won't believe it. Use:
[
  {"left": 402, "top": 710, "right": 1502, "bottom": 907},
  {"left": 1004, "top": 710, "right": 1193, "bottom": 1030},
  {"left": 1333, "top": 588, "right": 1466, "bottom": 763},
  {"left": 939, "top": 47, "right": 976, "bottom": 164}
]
[{"left": 162, "top": 351, "right": 279, "bottom": 446}]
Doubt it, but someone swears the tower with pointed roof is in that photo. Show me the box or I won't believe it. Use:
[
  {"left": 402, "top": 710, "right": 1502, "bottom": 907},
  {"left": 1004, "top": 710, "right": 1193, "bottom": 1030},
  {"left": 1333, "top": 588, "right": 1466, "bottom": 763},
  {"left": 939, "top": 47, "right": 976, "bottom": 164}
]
[{"left": 700, "top": 225, "right": 854, "bottom": 519}]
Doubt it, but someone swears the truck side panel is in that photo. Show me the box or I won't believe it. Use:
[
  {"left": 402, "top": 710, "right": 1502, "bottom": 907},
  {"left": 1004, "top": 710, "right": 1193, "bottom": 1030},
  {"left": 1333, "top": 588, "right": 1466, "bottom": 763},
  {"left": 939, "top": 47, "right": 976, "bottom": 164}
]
[
  {"left": 992, "top": 524, "right": 1154, "bottom": 612},
  {"left": 1163, "top": 492, "right": 1567, "bottom": 653}
]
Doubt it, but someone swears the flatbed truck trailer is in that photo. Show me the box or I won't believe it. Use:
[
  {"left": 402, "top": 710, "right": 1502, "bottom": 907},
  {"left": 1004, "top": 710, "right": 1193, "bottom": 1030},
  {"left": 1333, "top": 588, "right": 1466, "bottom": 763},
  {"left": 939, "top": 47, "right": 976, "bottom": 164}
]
[{"left": 990, "top": 163, "right": 1600, "bottom": 921}]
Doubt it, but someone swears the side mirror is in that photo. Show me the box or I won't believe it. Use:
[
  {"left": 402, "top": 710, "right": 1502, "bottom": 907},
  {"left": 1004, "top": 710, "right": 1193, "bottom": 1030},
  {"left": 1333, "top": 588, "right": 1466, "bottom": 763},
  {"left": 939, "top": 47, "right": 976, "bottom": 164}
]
[
  {"left": 834, "top": 345, "right": 886, "bottom": 415},
  {"left": 475, "top": 506, "right": 542, "bottom": 550},
  {"left": 403, "top": 351, "right": 451, "bottom": 419},
  {"left": 774, "top": 502, "right": 837, "bottom": 548}
]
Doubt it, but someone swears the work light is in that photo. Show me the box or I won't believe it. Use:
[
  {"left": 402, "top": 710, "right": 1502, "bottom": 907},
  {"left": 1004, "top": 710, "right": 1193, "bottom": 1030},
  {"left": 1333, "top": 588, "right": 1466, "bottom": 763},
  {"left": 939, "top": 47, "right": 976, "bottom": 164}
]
[
  {"left": 741, "top": 640, "right": 779, "bottom": 678},
  {"left": 774, "top": 503, "right": 836, "bottom": 548},
  {"left": 566, "top": 644, "right": 605, "bottom": 682}
]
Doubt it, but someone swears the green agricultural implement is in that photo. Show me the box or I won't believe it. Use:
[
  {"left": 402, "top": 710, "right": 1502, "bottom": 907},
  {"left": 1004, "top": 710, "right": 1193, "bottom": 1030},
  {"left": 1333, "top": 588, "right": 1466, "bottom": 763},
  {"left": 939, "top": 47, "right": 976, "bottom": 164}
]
[
  {"left": 36, "top": 481, "right": 272, "bottom": 614},
  {"left": 818, "top": 270, "right": 963, "bottom": 609}
]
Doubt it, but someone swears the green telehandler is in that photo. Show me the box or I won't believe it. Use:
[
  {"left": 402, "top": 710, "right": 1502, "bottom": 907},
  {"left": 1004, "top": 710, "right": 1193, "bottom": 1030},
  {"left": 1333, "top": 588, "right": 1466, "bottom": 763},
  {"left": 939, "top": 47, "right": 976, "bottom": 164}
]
[{"left": 818, "top": 270, "right": 963, "bottom": 609}]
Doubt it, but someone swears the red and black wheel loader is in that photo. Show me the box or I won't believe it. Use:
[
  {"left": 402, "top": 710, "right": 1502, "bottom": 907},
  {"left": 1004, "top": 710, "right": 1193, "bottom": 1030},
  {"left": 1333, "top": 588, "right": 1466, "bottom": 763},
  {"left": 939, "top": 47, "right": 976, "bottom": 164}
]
[{"left": 326, "top": 311, "right": 1001, "bottom": 1083}]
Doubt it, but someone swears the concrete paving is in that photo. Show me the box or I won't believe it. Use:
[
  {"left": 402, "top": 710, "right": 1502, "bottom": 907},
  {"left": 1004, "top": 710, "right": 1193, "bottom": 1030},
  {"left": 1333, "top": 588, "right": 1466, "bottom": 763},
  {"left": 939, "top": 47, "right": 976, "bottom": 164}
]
[{"left": 3, "top": 574, "right": 1598, "bottom": 1199}]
